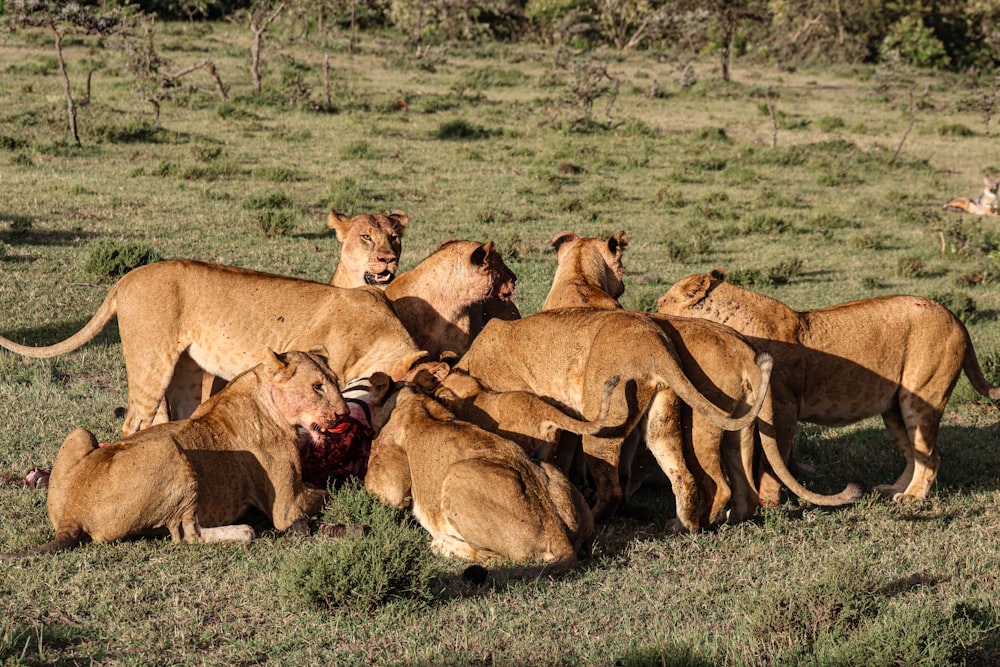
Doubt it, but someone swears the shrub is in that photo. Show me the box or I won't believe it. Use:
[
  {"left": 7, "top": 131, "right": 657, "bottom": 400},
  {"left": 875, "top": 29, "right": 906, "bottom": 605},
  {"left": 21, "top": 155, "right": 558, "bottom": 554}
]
[
  {"left": 339, "top": 140, "right": 373, "bottom": 160},
  {"left": 280, "top": 482, "right": 436, "bottom": 612},
  {"left": 84, "top": 239, "right": 162, "bottom": 279},
  {"left": 817, "top": 115, "right": 846, "bottom": 132},
  {"left": 896, "top": 255, "right": 926, "bottom": 278},
  {"left": 744, "top": 214, "right": 790, "bottom": 235},
  {"left": 252, "top": 209, "right": 296, "bottom": 237},
  {"left": 435, "top": 119, "right": 493, "bottom": 140}
]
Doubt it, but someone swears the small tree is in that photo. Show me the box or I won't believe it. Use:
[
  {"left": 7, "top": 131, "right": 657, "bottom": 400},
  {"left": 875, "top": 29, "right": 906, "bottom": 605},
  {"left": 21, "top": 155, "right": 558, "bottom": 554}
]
[
  {"left": 700, "top": 0, "right": 768, "bottom": 82},
  {"left": 123, "top": 14, "right": 228, "bottom": 124},
  {"left": 2, "top": 1, "right": 129, "bottom": 146},
  {"left": 237, "top": 1, "right": 286, "bottom": 94}
]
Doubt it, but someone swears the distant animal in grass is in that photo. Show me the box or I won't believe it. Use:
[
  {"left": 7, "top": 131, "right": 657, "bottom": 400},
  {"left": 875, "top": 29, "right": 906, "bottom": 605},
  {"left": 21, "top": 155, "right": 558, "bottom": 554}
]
[{"left": 943, "top": 174, "right": 1000, "bottom": 216}]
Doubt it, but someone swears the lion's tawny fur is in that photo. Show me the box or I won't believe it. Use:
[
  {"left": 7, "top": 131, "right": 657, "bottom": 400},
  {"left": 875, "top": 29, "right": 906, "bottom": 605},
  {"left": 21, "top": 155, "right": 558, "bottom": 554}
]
[
  {"left": 657, "top": 269, "right": 1000, "bottom": 504},
  {"left": 0, "top": 260, "right": 424, "bottom": 434}
]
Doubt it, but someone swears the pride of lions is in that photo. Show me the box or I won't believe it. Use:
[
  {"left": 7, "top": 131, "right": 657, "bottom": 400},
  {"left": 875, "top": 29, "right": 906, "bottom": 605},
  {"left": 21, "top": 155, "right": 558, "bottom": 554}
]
[{"left": 2, "top": 209, "right": 998, "bottom": 571}]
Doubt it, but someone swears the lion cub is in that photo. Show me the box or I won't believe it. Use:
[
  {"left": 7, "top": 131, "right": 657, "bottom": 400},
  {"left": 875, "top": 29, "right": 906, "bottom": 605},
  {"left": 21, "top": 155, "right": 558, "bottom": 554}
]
[
  {"left": 4, "top": 350, "right": 348, "bottom": 558},
  {"left": 364, "top": 374, "right": 594, "bottom": 568}
]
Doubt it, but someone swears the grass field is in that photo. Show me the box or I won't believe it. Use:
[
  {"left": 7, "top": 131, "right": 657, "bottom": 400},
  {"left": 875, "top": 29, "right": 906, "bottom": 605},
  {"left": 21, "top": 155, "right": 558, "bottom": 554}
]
[{"left": 2, "top": 22, "right": 1000, "bottom": 665}]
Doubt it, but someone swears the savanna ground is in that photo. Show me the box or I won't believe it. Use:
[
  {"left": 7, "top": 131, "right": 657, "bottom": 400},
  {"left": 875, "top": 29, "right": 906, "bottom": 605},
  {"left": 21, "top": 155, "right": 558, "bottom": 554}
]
[{"left": 2, "top": 21, "right": 1000, "bottom": 666}]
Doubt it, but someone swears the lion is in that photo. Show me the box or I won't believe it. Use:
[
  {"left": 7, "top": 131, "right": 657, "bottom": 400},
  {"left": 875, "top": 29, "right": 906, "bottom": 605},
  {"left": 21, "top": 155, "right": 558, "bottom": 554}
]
[
  {"left": 363, "top": 374, "right": 594, "bottom": 569},
  {"left": 2, "top": 350, "right": 348, "bottom": 559},
  {"left": 454, "top": 308, "right": 777, "bottom": 529},
  {"left": 0, "top": 260, "right": 425, "bottom": 435},
  {"left": 180, "top": 209, "right": 412, "bottom": 414},
  {"left": 539, "top": 229, "right": 628, "bottom": 311},
  {"left": 326, "top": 209, "right": 409, "bottom": 288},
  {"left": 533, "top": 231, "right": 860, "bottom": 525},
  {"left": 656, "top": 268, "right": 1000, "bottom": 505},
  {"left": 435, "top": 367, "right": 620, "bottom": 463},
  {"left": 384, "top": 240, "right": 518, "bottom": 359}
]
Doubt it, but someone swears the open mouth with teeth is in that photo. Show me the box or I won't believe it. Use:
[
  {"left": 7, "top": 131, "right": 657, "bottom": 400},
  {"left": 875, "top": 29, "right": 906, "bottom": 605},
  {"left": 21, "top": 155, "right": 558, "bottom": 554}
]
[{"left": 364, "top": 271, "right": 395, "bottom": 286}]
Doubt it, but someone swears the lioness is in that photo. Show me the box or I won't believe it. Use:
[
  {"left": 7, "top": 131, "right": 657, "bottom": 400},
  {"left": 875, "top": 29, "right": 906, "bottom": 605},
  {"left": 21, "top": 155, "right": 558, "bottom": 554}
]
[
  {"left": 364, "top": 375, "right": 594, "bottom": 568},
  {"left": 181, "top": 209, "right": 413, "bottom": 415},
  {"left": 327, "top": 209, "right": 409, "bottom": 288},
  {"left": 455, "top": 308, "right": 771, "bottom": 528},
  {"left": 385, "top": 240, "right": 518, "bottom": 359},
  {"left": 540, "top": 230, "right": 628, "bottom": 311},
  {"left": 657, "top": 269, "right": 1000, "bottom": 504},
  {"left": 435, "top": 367, "right": 621, "bottom": 462},
  {"left": 3, "top": 350, "right": 347, "bottom": 558},
  {"left": 534, "top": 231, "right": 861, "bottom": 525},
  {"left": 0, "top": 260, "right": 425, "bottom": 435}
]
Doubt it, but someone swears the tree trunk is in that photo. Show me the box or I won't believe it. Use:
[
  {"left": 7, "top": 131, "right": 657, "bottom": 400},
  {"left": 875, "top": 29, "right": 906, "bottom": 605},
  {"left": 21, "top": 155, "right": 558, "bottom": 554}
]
[{"left": 52, "top": 27, "right": 81, "bottom": 146}]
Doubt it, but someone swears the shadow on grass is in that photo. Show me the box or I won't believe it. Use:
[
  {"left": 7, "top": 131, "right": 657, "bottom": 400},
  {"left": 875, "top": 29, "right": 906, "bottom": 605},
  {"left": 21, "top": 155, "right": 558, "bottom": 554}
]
[{"left": 0, "top": 227, "right": 98, "bottom": 248}]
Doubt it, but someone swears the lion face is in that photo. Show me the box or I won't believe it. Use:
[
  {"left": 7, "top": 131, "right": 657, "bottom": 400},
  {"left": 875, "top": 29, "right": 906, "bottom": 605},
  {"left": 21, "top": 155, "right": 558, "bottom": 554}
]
[
  {"left": 262, "top": 350, "right": 350, "bottom": 448},
  {"left": 327, "top": 210, "right": 409, "bottom": 288}
]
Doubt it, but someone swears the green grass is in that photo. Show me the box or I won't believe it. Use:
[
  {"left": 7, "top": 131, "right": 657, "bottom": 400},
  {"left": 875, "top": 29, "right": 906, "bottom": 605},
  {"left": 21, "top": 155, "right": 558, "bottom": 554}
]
[{"left": 2, "top": 23, "right": 1000, "bottom": 665}]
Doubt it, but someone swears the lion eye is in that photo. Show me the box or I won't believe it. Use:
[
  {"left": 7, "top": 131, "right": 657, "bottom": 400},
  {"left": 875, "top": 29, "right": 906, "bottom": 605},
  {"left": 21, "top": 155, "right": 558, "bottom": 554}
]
[
  {"left": 361, "top": 234, "right": 372, "bottom": 242},
  {"left": 390, "top": 235, "right": 400, "bottom": 244},
  {"left": 313, "top": 383, "right": 326, "bottom": 394}
]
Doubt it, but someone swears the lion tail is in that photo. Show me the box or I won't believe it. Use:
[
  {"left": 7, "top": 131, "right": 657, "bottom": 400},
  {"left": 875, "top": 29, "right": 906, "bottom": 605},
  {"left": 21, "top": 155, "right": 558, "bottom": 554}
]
[
  {"left": 961, "top": 328, "right": 1000, "bottom": 401},
  {"left": 0, "top": 530, "right": 83, "bottom": 562},
  {"left": 0, "top": 282, "right": 120, "bottom": 359},
  {"left": 757, "top": 398, "right": 865, "bottom": 507}
]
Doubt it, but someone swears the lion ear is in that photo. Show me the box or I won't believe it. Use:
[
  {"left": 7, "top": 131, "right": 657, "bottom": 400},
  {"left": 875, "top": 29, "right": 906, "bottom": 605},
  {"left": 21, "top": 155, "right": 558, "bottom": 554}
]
[
  {"left": 678, "top": 274, "right": 714, "bottom": 307},
  {"left": 387, "top": 210, "right": 409, "bottom": 232},
  {"left": 327, "top": 210, "right": 353, "bottom": 242},
  {"left": 709, "top": 266, "right": 726, "bottom": 282},
  {"left": 608, "top": 230, "right": 629, "bottom": 256},
  {"left": 471, "top": 241, "right": 494, "bottom": 267},
  {"left": 263, "top": 348, "right": 293, "bottom": 380},
  {"left": 368, "top": 372, "right": 394, "bottom": 404},
  {"left": 550, "top": 230, "right": 578, "bottom": 257}
]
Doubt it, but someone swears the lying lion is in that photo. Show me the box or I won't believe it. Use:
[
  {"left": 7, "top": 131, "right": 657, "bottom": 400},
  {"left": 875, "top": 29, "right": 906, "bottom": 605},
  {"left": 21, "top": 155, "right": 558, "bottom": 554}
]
[
  {"left": 534, "top": 231, "right": 860, "bottom": 526},
  {"left": 657, "top": 268, "right": 1000, "bottom": 504},
  {"left": 327, "top": 209, "right": 409, "bottom": 288},
  {"left": 364, "top": 375, "right": 594, "bottom": 568},
  {"left": 455, "top": 308, "right": 774, "bottom": 529},
  {"left": 3, "top": 350, "right": 347, "bottom": 558},
  {"left": 385, "top": 240, "right": 518, "bottom": 359},
  {"left": 0, "top": 260, "right": 425, "bottom": 434}
]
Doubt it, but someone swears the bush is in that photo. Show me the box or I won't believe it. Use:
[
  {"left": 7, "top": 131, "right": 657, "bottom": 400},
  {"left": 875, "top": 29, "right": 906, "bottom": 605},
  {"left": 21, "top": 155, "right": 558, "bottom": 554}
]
[
  {"left": 880, "top": 15, "right": 950, "bottom": 69},
  {"left": 280, "top": 482, "right": 437, "bottom": 612},
  {"left": 84, "top": 239, "right": 162, "bottom": 279}
]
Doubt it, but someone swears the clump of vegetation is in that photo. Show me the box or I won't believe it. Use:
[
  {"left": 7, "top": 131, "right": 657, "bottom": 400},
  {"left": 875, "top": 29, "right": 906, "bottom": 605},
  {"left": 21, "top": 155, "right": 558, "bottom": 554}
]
[
  {"left": 851, "top": 231, "right": 888, "bottom": 251},
  {"left": 727, "top": 258, "right": 803, "bottom": 287},
  {"left": 435, "top": 119, "right": 493, "bottom": 140},
  {"left": 743, "top": 214, "right": 790, "bottom": 235},
  {"left": 280, "top": 482, "right": 437, "bottom": 612},
  {"left": 243, "top": 192, "right": 297, "bottom": 238},
  {"left": 896, "top": 255, "right": 927, "bottom": 278},
  {"left": 817, "top": 115, "right": 846, "bottom": 132},
  {"left": 340, "top": 140, "right": 373, "bottom": 160},
  {"left": 324, "top": 176, "right": 369, "bottom": 212},
  {"left": 84, "top": 239, "right": 162, "bottom": 279},
  {"left": 936, "top": 123, "right": 974, "bottom": 137}
]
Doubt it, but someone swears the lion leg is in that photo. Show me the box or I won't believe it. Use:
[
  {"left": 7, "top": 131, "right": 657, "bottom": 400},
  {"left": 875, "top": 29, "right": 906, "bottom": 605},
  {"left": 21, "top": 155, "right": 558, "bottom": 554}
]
[
  {"left": 580, "top": 434, "right": 626, "bottom": 523},
  {"left": 895, "top": 392, "right": 943, "bottom": 502},
  {"left": 723, "top": 426, "right": 759, "bottom": 524},
  {"left": 364, "top": 441, "right": 413, "bottom": 510},
  {"left": 877, "top": 406, "right": 913, "bottom": 498},
  {"left": 165, "top": 352, "right": 209, "bottom": 422},
  {"left": 644, "top": 390, "right": 700, "bottom": 532},
  {"left": 440, "top": 458, "right": 576, "bottom": 564},
  {"left": 687, "top": 412, "right": 730, "bottom": 526},
  {"left": 120, "top": 343, "right": 188, "bottom": 435},
  {"left": 198, "top": 524, "right": 256, "bottom": 543}
]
